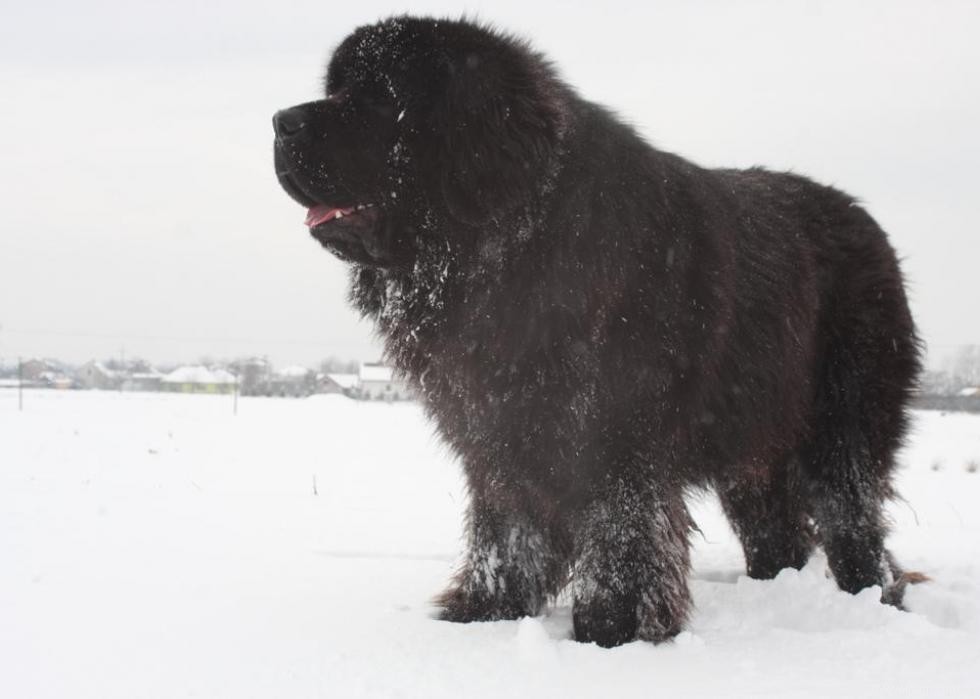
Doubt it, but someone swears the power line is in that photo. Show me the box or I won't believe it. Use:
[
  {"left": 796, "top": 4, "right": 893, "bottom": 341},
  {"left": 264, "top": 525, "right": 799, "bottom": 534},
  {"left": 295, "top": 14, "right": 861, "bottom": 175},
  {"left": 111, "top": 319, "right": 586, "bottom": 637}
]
[{"left": 0, "top": 326, "right": 356, "bottom": 348}]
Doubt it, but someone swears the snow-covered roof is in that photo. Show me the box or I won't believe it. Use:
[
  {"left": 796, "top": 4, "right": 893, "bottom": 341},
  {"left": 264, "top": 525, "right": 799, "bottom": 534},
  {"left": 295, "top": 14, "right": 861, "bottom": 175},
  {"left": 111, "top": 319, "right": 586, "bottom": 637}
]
[
  {"left": 86, "top": 361, "right": 119, "bottom": 377},
  {"left": 958, "top": 387, "right": 980, "bottom": 397},
  {"left": 211, "top": 369, "right": 237, "bottom": 384},
  {"left": 327, "top": 373, "right": 359, "bottom": 389},
  {"left": 359, "top": 364, "right": 393, "bottom": 383},
  {"left": 163, "top": 366, "right": 237, "bottom": 385}
]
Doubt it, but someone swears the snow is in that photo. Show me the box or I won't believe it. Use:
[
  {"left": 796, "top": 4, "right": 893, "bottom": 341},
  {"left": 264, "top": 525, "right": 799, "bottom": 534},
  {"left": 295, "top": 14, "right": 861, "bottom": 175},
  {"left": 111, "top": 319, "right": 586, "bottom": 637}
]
[
  {"left": 162, "top": 365, "right": 237, "bottom": 385},
  {"left": 1, "top": 390, "right": 979, "bottom": 698}
]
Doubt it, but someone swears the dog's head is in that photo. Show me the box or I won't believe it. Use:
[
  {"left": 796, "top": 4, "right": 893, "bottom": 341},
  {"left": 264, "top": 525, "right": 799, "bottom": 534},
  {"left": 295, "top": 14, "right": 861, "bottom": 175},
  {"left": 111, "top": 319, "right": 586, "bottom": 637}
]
[{"left": 273, "top": 17, "right": 568, "bottom": 267}]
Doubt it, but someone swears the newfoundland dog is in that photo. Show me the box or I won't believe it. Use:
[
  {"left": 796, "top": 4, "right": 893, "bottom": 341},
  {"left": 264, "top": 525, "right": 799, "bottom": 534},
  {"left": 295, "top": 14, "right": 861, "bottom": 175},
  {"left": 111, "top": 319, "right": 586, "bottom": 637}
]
[{"left": 273, "top": 16, "right": 921, "bottom": 647}]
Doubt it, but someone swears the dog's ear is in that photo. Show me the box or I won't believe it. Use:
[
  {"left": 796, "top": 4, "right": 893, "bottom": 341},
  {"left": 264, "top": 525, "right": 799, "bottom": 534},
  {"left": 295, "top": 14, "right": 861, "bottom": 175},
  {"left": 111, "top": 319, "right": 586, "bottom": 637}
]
[{"left": 431, "top": 48, "right": 565, "bottom": 226}]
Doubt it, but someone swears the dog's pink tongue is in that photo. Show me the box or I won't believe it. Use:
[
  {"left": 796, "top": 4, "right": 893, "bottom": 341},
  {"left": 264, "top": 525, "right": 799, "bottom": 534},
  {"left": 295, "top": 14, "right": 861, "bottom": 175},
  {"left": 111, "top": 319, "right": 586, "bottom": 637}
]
[{"left": 305, "top": 205, "right": 355, "bottom": 227}]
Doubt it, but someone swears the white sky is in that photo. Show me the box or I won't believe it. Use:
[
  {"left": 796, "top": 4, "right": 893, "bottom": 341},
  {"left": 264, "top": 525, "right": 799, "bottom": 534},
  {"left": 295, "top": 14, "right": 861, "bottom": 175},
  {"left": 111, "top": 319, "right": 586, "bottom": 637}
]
[{"left": 1, "top": 0, "right": 977, "bottom": 368}]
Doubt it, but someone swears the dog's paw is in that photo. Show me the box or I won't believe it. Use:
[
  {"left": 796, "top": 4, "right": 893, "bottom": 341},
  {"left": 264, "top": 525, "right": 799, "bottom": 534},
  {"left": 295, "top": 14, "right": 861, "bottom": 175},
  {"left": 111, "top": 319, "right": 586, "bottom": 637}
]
[
  {"left": 434, "top": 584, "right": 530, "bottom": 623},
  {"left": 572, "top": 593, "right": 641, "bottom": 647},
  {"left": 882, "top": 570, "right": 931, "bottom": 608}
]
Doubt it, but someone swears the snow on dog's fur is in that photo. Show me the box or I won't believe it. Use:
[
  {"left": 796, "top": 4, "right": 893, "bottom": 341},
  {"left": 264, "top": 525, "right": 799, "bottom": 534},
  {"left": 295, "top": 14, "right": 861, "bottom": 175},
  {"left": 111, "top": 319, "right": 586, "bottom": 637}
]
[{"left": 273, "top": 16, "right": 922, "bottom": 647}]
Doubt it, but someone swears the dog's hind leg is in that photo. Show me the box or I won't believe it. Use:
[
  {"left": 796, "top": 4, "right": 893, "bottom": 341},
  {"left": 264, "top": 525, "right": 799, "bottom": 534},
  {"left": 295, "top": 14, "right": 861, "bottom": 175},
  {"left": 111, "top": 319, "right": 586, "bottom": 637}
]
[
  {"left": 803, "top": 431, "right": 897, "bottom": 601},
  {"left": 717, "top": 455, "right": 814, "bottom": 580},
  {"left": 801, "top": 265, "right": 920, "bottom": 605}
]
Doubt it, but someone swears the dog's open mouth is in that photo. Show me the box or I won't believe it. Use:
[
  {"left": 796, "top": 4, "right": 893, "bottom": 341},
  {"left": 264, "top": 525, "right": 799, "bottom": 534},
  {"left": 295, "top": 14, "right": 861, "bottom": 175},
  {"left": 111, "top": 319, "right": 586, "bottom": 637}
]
[
  {"left": 304, "top": 203, "right": 389, "bottom": 265},
  {"left": 305, "top": 203, "right": 377, "bottom": 228}
]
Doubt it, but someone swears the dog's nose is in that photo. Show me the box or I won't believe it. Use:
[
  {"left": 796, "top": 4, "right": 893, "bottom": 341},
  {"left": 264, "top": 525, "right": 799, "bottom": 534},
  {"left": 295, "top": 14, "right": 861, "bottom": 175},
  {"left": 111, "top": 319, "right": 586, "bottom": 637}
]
[{"left": 273, "top": 107, "right": 307, "bottom": 137}]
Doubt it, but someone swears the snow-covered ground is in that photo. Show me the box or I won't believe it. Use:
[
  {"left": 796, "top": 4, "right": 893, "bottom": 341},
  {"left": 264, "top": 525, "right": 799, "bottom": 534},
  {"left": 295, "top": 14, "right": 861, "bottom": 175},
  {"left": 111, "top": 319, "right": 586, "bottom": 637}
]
[{"left": 2, "top": 389, "right": 978, "bottom": 698}]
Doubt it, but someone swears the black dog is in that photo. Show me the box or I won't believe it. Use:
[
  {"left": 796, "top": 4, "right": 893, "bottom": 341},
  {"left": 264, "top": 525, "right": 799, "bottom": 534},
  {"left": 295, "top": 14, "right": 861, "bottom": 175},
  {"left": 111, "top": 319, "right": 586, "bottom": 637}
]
[{"left": 273, "top": 16, "right": 921, "bottom": 647}]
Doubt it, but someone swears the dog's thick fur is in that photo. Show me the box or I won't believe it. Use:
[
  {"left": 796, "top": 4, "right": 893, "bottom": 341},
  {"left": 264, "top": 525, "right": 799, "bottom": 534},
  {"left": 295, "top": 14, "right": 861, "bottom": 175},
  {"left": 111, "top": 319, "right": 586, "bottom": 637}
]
[{"left": 273, "top": 16, "right": 921, "bottom": 647}]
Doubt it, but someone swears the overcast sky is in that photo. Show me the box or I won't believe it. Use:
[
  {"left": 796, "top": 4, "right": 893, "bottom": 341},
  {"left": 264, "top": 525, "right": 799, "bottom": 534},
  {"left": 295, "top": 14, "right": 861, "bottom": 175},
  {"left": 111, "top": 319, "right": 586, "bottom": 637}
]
[{"left": 1, "top": 0, "right": 977, "bottom": 368}]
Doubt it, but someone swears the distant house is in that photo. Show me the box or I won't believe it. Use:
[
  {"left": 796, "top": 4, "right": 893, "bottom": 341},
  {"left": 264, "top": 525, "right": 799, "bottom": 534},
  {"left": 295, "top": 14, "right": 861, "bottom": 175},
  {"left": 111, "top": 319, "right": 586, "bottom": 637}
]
[
  {"left": 357, "top": 362, "right": 413, "bottom": 401},
  {"left": 20, "top": 358, "right": 69, "bottom": 383},
  {"left": 19, "top": 359, "right": 47, "bottom": 381},
  {"left": 39, "top": 372, "right": 74, "bottom": 390},
  {"left": 78, "top": 361, "right": 122, "bottom": 390},
  {"left": 123, "top": 371, "right": 165, "bottom": 392},
  {"left": 0, "top": 359, "right": 72, "bottom": 389},
  {"left": 320, "top": 372, "right": 358, "bottom": 396},
  {"left": 162, "top": 366, "right": 238, "bottom": 394}
]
